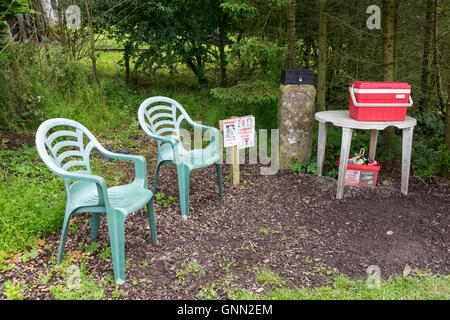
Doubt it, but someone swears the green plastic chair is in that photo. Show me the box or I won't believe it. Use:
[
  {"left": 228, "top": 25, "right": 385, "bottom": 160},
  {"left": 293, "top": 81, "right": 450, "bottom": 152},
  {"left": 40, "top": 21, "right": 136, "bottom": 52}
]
[
  {"left": 138, "top": 96, "right": 223, "bottom": 218},
  {"left": 35, "top": 118, "right": 157, "bottom": 285}
]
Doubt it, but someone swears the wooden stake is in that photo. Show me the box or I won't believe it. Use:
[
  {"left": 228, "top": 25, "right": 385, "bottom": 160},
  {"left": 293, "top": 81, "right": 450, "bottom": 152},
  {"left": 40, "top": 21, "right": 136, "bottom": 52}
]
[{"left": 232, "top": 145, "right": 240, "bottom": 185}]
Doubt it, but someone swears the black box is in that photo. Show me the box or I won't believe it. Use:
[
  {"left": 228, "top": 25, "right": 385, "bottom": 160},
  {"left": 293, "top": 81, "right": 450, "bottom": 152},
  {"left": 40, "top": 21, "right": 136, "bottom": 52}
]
[{"left": 281, "top": 69, "right": 314, "bottom": 85}]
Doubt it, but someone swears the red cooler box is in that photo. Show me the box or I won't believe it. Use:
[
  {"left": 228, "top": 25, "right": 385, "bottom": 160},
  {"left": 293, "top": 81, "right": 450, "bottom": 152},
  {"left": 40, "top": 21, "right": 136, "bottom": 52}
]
[{"left": 349, "top": 82, "right": 413, "bottom": 121}]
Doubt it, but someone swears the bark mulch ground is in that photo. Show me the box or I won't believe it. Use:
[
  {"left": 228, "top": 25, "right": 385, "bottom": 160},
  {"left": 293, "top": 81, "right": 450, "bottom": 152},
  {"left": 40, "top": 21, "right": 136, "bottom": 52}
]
[{"left": 0, "top": 136, "right": 448, "bottom": 300}]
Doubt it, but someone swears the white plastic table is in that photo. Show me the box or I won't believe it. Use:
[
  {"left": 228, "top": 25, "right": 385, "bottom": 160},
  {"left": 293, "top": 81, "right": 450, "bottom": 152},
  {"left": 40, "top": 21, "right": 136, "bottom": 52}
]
[{"left": 315, "top": 110, "right": 417, "bottom": 199}]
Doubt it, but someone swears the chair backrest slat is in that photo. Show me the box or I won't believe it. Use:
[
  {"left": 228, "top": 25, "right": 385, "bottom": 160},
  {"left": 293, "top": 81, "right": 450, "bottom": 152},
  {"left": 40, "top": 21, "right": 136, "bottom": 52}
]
[
  {"left": 47, "top": 130, "right": 79, "bottom": 146},
  {"left": 57, "top": 150, "right": 85, "bottom": 164},
  {"left": 149, "top": 112, "right": 175, "bottom": 126},
  {"left": 52, "top": 140, "right": 83, "bottom": 157},
  {"left": 152, "top": 120, "right": 175, "bottom": 131},
  {"left": 138, "top": 96, "right": 193, "bottom": 150},
  {"left": 147, "top": 105, "right": 175, "bottom": 118},
  {"left": 62, "top": 160, "right": 89, "bottom": 171},
  {"left": 36, "top": 118, "right": 100, "bottom": 180}
]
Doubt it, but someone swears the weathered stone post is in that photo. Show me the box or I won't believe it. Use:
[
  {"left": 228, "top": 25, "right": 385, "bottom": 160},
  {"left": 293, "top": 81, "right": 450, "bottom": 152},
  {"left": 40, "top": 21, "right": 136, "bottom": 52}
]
[{"left": 278, "top": 73, "right": 316, "bottom": 170}]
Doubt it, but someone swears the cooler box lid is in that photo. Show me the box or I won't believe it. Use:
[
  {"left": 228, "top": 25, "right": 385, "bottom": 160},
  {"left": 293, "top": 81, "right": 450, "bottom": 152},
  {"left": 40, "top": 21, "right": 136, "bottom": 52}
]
[{"left": 350, "top": 81, "right": 411, "bottom": 91}]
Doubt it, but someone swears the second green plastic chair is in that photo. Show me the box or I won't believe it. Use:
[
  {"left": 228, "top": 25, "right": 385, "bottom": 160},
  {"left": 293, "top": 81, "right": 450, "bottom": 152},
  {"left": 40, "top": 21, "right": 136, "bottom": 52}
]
[{"left": 138, "top": 96, "right": 223, "bottom": 218}]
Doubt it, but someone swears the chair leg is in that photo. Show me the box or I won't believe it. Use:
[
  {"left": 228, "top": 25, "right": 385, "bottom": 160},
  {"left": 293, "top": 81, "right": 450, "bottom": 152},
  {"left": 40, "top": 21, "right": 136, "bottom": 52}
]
[
  {"left": 146, "top": 201, "right": 157, "bottom": 245},
  {"left": 152, "top": 161, "right": 162, "bottom": 194},
  {"left": 90, "top": 212, "right": 101, "bottom": 239},
  {"left": 176, "top": 164, "right": 191, "bottom": 218},
  {"left": 106, "top": 210, "right": 126, "bottom": 285},
  {"left": 56, "top": 207, "right": 73, "bottom": 265},
  {"left": 216, "top": 163, "right": 223, "bottom": 198}
]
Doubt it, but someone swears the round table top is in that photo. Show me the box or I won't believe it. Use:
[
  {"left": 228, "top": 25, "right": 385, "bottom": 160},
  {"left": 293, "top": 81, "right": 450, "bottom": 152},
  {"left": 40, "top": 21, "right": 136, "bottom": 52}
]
[{"left": 315, "top": 110, "right": 416, "bottom": 130}]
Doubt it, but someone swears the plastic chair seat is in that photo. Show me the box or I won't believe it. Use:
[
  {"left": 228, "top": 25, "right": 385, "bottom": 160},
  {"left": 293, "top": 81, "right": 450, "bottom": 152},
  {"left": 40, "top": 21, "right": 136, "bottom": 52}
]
[
  {"left": 159, "top": 142, "right": 220, "bottom": 169},
  {"left": 69, "top": 181, "right": 153, "bottom": 214}
]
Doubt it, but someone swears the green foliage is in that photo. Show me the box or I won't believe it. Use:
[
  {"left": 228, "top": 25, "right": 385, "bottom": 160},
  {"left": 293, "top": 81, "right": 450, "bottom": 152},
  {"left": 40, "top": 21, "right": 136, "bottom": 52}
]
[
  {"left": 92, "top": 0, "right": 228, "bottom": 85},
  {"left": 233, "top": 270, "right": 450, "bottom": 300},
  {"left": 2, "top": 279, "right": 25, "bottom": 300},
  {"left": 49, "top": 279, "right": 104, "bottom": 300},
  {"left": 291, "top": 157, "right": 318, "bottom": 175},
  {"left": 0, "top": 144, "right": 65, "bottom": 252},
  {"left": 220, "top": 0, "right": 258, "bottom": 21},
  {"left": 210, "top": 80, "right": 278, "bottom": 106},
  {"left": 255, "top": 268, "right": 286, "bottom": 287},
  {"left": 99, "top": 247, "right": 112, "bottom": 260},
  {"left": 48, "top": 261, "right": 105, "bottom": 300},
  {"left": 410, "top": 113, "right": 449, "bottom": 177},
  {"left": 228, "top": 40, "right": 287, "bottom": 79},
  {"left": 0, "top": 0, "right": 28, "bottom": 49},
  {"left": 173, "top": 260, "right": 205, "bottom": 286}
]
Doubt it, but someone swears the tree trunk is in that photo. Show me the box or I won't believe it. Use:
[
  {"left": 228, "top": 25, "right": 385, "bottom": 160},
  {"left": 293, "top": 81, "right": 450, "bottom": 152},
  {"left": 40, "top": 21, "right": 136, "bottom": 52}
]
[
  {"left": 218, "top": 14, "right": 227, "bottom": 87},
  {"left": 418, "top": 0, "right": 436, "bottom": 114},
  {"left": 187, "top": 53, "right": 207, "bottom": 86},
  {"left": 286, "top": 0, "right": 296, "bottom": 69},
  {"left": 84, "top": 0, "right": 103, "bottom": 107},
  {"left": 124, "top": 41, "right": 131, "bottom": 84},
  {"left": 303, "top": 36, "right": 313, "bottom": 69},
  {"left": 433, "top": 2, "right": 445, "bottom": 115},
  {"left": 444, "top": 83, "right": 450, "bottom": 178},
  {"left": 382, "top": 0, "right": 400, "bottom": 158},
  {"left": 316, "top": 0, "right": 327, "bottom": 112}
]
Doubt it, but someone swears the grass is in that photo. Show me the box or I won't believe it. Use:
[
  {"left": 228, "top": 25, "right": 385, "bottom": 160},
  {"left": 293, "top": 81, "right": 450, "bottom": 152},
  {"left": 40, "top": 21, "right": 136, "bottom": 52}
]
[
  {"left": 0, "top": 144, "right": 66, "bottom": 252},
  {"left": 173, "top": 260, "right": 206, "bottom": 287},
  {"left": 232, "top": 270, "right": 450, "bottom": 300},
  {"left": 255, "top": 268, "right": 286, "bottom": 287}
]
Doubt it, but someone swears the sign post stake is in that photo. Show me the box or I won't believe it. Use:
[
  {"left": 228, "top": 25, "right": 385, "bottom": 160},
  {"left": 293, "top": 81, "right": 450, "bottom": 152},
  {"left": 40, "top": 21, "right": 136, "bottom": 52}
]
[
  {"left": 220, "top": 115, "right": 255, "bottom": 187},
  {"left": 232, "top": 144, "right": 240, "bottom": 185}
]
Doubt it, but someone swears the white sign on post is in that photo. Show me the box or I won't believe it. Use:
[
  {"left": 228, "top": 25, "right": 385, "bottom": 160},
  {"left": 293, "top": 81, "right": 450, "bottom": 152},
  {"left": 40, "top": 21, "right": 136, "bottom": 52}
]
[
  {"left": 220, "top": 115, "right": 255, "bottom": 186},
  {"left": 220, "top": 115, "right": 255, "bottom": 149},
  {"left": 236, "top": 116, "right": 255, "bottom": 149}
]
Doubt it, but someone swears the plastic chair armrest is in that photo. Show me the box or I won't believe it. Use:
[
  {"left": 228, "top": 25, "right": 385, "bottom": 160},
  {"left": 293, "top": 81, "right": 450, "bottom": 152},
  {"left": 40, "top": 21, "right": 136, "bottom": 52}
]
[
  {"left": 95, "top": 145, "right": 148, "bottom": 188},
  {"left": 63, "top": 171, "right": 111, "bottom": 208},
  {"left": 147, "top": 132, "right": 180, "bottom": 147}
]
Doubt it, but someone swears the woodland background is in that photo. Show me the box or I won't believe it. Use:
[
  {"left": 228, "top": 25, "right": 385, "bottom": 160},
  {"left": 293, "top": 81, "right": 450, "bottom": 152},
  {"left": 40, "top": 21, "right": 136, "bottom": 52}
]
[{"left": 0, "top": 0, "right": 449, "bottom": 176}]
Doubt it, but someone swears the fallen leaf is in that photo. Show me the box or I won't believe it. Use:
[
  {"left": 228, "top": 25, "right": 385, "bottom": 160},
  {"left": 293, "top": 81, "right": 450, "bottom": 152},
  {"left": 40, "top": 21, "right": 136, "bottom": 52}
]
[{"left": 386, "top": 230, "right": 394, "bottom": 236}]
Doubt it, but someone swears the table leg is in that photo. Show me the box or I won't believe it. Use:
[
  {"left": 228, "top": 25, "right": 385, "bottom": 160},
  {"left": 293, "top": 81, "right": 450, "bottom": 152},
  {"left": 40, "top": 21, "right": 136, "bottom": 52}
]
[
  {"left": 317, "top": 121, "right": 328, "bottom": 176},
  {"left": 336, "top": 127, "right": 353, "bottom": 199},
  {"left": 369, "top": 129, "right": 378, "bottom": 161},
  {"left": 401, "top": 127, "right": 414, "bottom": 195}
]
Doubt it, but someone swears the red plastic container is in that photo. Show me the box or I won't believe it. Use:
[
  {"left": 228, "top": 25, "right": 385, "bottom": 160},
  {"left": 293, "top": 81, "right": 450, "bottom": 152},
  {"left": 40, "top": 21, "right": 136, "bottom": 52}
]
[
  {"left": 349, "top": 82, "right": 413, "bottom": 121},
  {"left": 338, "top": 158, "right": 381, "bottom": 187}
]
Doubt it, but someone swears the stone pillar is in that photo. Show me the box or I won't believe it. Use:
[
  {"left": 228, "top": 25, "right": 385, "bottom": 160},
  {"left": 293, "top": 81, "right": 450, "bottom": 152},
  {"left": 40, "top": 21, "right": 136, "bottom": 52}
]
[{"left": 278, "top": 84, "right": 316, "bottom": 170}]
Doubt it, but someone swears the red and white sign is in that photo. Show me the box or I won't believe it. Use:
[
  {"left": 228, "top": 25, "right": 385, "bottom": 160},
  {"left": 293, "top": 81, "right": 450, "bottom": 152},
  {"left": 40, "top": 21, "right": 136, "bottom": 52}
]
[
  {"left": 220, "top": 115, "right": 255, "bottom": 149},
  {"left": 345, "top": 170, "right": 361, "bottom": 185}
]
